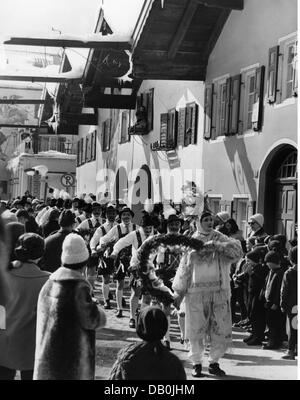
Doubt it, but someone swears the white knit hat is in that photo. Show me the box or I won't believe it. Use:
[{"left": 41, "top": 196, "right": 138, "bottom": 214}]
[
  {"left": 61, "top": 233, "right": 89, "bottom": 265},
  {"left": 216, "top": 211, "right": 230, "bottom": 223},
  {"left": 248, "top": 213, "right": 264, "bottom": 227}
]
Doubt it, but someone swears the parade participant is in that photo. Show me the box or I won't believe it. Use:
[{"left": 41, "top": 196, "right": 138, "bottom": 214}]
[
  {"left": 100, "top": 207, "right": 138, "bottom": 318},
  {"left": 71, "top": 197, "right": 80, "bottom": 216},
  {"left": 109, "top": 306, "right": 186, "bottom": 380},
  {"left": 42, "top": 209, "right": 60, "bottom": 238},
  {"left": 41, "top": 210, "right": 75, "bottom": 273},
  {"left": 90, "top": 203, "right": 118, "bottom": 309},
  {"left": 110, "top": 213, "right": 155, "bottom": 328},
  {"left": 74, "top": 199, "right": 87, "bottom": 227},
  {"left": 25, "top": 207, "right": 40, "bottom": 234},
  {"left": 172, "top": 211, "right": 243, "bottom": 377},
  {"left": 280, "top": 246, "right": 297, "bottom": 360},
  {"left": 36, "top": 198, "right": 57, "bottom": 228},
  {"left": 77, "top": 202, "right": 104, "bottom": 288},
  {"left": 0, "top": 233, "right": 50, "bottom": 380},
  {"left": 153, "top": 213, "right": 184, "bottom": 349},
  {"left": 33, "top": 234, "right": 106, "bottom": 380}
]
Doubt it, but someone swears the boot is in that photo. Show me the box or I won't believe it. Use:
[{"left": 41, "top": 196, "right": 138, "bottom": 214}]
[
  {"left": 208, "top": 363, "right": 226, "bottom": 376},
  {"left": 281, "top": 350, "right": 295, "bottom": 360},
  {"left": 104, "top": 300, "right": 111, "bottom": 309},
  {"left": 192, "top": 364, "right": 203, "bottom": 378}
]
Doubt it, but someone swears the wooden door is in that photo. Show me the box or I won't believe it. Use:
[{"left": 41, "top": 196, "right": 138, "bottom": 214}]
[{"left": 274, "top": 182, "right": 296, "bottom": 241}]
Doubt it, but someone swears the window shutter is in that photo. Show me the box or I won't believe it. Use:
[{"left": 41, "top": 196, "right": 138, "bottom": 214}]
[
  {"left": 167, "top": 109, "right": 178, "bottom": 147},
  {"left": 190, "top": 103, "right": 198, "bottom": 144},
  {"left": 292, "top": 41, "right": 298, "bottom": 97},
  {"left": 177, "top": 107, "right": 186, "bottom": 146},
  {"left": 101, "top": 121, "right": 106, "bottom": 151},
  {"left": 203, "top": 84, "right": 213, "bottom": 140},
  {"left": 147, "top": 88, "right": 154, "bottom": 132},
  {"left": 184, "top": 106, "right": 192, "bottom": 146},
  {"left": 107, "top": 119, "right": 111, "bottom": 151},
  {"left": 252, "top": 66, "right": 265, "bottom": 132},
  {"left": 160, "top": 113, "right": 168, "bottom": 147},
  {"left": 76, "top": 140, "right": 80, "bottom": 167},
  {"left": 85, "top": 135, "right": 89, "bottom": 162},
  {"left": 223, "top": 77, "right": 231, "bottom": 136},
  {"left": 82, "top": 137, "right": 86, "bottom": 164},
  {"left": 136, "top": 95, "right": 142, "bottom": 109},
  {"left": 91, "top": 131, "right": 96, "bottom": 160},
  {"left": 80, "top": 138, "right": 84, "bottom": 165},
  {"left": 267, "top": 46, "right": 279, "bottom": 103},
  {"left": 228, "top": 74, "right": 241, "bottom": 135}
]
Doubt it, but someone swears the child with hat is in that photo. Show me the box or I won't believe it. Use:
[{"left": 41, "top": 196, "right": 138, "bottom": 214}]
[
  {"left": 34, "top": 233, "right": 106, "bottom": 380},
  {"left": 280, "top": 246, "right": 297, "bottom": 359},
  {"left": 109, "top": 306, "right": 186, "bottom": 380},
  {"left": 263, "top": 251, "right": 286, "bottom": 350}
]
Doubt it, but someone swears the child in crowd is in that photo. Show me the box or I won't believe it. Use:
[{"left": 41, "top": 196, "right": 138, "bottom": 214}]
[
  {"left": 280, "top": 246, "right": 297, "bottom": 360},
  {"left": 263, "top": 251, "right": 286, "bottom": 350}
]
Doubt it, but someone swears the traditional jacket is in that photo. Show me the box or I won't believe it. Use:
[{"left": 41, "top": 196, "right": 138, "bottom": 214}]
[
  {"left": 0, "top": 262, "right": 50, "bottom": 370},
  {"left": 33, "top": 267, "right": 106, "bottom": 380}
]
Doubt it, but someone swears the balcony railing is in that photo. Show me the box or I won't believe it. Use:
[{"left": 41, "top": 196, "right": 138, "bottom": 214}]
[
  {"left": 150, "top": 139, "right": 176, "bottom": 151},
  {"left": 23, "top": 136, "right": 76, "bottom": 155}
]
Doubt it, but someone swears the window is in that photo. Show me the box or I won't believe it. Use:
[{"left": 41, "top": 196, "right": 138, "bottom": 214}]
[
  {"left": 277, "top": 151, "right": 297, "bottom": 179},
  {"left": 208, "top": 197, "right": 221, "bottom": 214},
  {"left": 242, "top": 69, "right": 256, "bottom": 131},
  {"left": 167, "top": 108, "right": 178, "bottom": 148},
  {"left": 210, "top": 76, "right": 230, "bottom": 138},
  {"left": 267, "top": 33, "right": 298, "bottom": 104},
  {"left": 233, "top": 198, "right": 256, "bottom": 238},
  {"left": 102, "top": 119, "right": 111, "bottom": 152},
  {"left": 120, "top": 111, "right": 131, "bottom": 144}
]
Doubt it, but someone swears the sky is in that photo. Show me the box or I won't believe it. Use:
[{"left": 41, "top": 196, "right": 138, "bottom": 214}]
[{"left": 0, "top": 0, "right": 145, "bottom": 78}]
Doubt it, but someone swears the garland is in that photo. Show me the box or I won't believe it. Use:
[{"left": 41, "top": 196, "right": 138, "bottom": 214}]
[{"left": 136, "top": 233, "right": 204, "bottom": 306}]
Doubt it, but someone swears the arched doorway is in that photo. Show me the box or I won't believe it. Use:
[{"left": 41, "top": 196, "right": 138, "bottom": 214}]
[
  {"left": 263, "top": 145, "right": 297, "bottom": 240},
  {"left": 130, "top": 165, "right": 153, "bottom": 224}
]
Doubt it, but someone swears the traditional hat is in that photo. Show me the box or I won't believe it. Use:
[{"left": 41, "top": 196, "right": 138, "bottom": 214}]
[
  {"left": 119, "top": 206, "right": 134, "bottom": 218},
  {"left": 15, "top": 233, "right": 45, "bottom": 261},
  {"left": 248, "top": 213, "right": 264, "bottom": 227}
]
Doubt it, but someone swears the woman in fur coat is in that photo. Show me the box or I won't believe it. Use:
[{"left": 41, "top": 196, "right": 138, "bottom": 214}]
[
  {"left": 173, "top": 212, "right": 243, "bottom": 378},
  {"left": 33, "top": 233, "right": 106, "bottom": 380}
]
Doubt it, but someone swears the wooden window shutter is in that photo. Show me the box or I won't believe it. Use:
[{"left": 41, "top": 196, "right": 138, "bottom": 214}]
[
  {"left": 252, "top": 66, "right": 265, "bottom": 131},
  {"left": 292, "top": 41, "right": 298, "bottom": 97},
  {"left": 228, "top": 75, "right": 241, "bottom": 135},
  {"left": 107, "top": 119, "right": 111, "bottom": 151},
  {"left": 76, "top": 140, "right": 80, "bottom": 167},
  {"left": 101, "top": 121, "right": 106, "bottom": 151},
  {"left": 160, "top": 113, "right": 168, "bottom": 147},
  {"left": 267, "top": 46, "right": 279, "bottom": 103},
  {"left": 85, "top": 135, "right": 89, "bottom": 162},
  {"left": 190, "top": 103, "right": 198, "bottom": 144},
  {"left": 223, "top": 77, "right": 231, "bottom": 136},
  {"left": 211, "top": 86, "right": 217, "bottom": 139},
  {"left": 147, "top": 88, "right": 154, "bottom": 132},
  {"left": 81, "top": 138, "right": 86, "bottom": 164},
  {"left": 80, "top": 138, "right": 84, "bottom": 165},
  {"left": 177, "top": 107, "right": 186, "bottom": 146},
  {"left": 167, "top": 109, "right": 178, "bottom": 147},
  {"left": 136, "top": 95, "right": 142, "bottom": 109},
  {"left": 91, "top": 131, "right": 96, "bottom": 161},
  {"left": 203, "top": 84, "right": 213, "bottom": 140}
]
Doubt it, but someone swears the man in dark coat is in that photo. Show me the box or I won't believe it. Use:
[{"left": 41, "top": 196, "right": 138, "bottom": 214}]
[
  {"left": 33, "top": 233, "right": 106, "bottom": 380},
  {"left": 40, "top": 210, "right": 75, "bottom": 273},
  {"left": 109, "top": 306, "right": 186, "bottom": 380}
]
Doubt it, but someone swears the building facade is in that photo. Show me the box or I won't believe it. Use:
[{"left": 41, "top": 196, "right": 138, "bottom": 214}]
[{"left": 202, "top": 0, "right": 297, "bottom": 239}]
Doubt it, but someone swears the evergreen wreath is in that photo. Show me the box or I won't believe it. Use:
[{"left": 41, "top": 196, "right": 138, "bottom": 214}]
[{"left": 136, "top": 233, "right": 204, "bottom": 305}]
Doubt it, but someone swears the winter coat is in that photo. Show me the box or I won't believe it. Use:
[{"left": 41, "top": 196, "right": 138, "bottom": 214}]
[
  {"left": 41, "top": 229, "right": 71, "bottom": 273},
  {"left": 280, "top": 265, "right": 297, "bottom": 313},
  {"left": 264, "top": 267, "right": 285, "bottom": 307},
  {"left": 109, "top": 341, "right": 186, "bottom": 380},
  {"left": 33, "top": 267, "right": 106, "bottom": 380},
  {"left": 0, "top": 262, "right": 50, "bottom": 370},
  {"left": 42, "top": 220, "right": 59, "bottom": 238}
]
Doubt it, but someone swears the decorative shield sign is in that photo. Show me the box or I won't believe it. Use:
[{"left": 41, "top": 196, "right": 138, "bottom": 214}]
[{"left": 61, "top": 174, "right": 75, "bottom": 187}]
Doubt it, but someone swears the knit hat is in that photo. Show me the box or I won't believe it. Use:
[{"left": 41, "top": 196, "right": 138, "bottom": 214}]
[
  {"left": 264, "top": 251, "right": 280, "bottom": 264},
  {"left": 248, "top": 213, "right": 264, "bottom": 227},
  {"left": 200, "top": 211, "right": 213, "bottom": 223},
  {"left": 289, "top": 246, "right": 297, "bottom": 264},
  {"left": 136, "top": 306, "right": 168, "bottom": 342},
  {"left": 246, "top": 249, "right": 261, "bottom": 264},
  {"left": 14, "top": 233, "right": 45, "bottom": 262},
  {"left": 59, "top": 210, "right": 75, "bottom": 227},
  {"left": 216, "top": 211, "right": 230, "bottom": 223},
  {"left": 61, "top": 233, "right": 89, "bottom": 266}
]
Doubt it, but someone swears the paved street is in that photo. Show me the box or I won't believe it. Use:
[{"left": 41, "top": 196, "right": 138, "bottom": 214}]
[{"left": 94, "top": 279, "right": 298, "bottom": 381}]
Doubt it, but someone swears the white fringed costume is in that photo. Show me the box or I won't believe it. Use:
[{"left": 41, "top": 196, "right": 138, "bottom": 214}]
[{"left": 172, "top": 229, "right": 243, "bottom": 365}]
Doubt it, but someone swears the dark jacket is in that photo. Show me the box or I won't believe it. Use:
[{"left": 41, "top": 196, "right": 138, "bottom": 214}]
[
  {"left": 42, "top": 220, "right": 60, "bottom": 238},
  {"left": 25, "top": 216, "right": 41, "bottom": 234},
  {"left": 41, "top": 229, "right": 71, "bottom": 273},
  {"left": 280, "top": 265, "right": 297, "bottom": 313},
  {"left": 264, "top": 267, "right": 285, "bottom": 307},
  {"left": 33, "top": 267, "right": 106, "bottom": 380},
  {"left": 109, "top": 341, "right": 186, "bottom": 380}
]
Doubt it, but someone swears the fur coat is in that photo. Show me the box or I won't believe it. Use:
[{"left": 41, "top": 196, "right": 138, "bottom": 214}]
[{"left": 33, "top": 267, "right": 106, "bottom": 380}]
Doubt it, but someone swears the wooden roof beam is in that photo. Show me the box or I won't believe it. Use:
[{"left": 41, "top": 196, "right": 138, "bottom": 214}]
[
  {"left": 0, "top": 99, "right": 47, "bottom": 104},
  {"left": 196, "top": 0, "right": 244, "bottom": 10},
  {"left": 84, "top": 93, "right": 136, "bottom": 109},
  {"left": 3, "top": 37, "right": 132, "bottom": 50},
  {"left": 0, "top": 75, "right": 81, "bottom": 83},
  {"left": 60, "top": 113, "right": 98, "bottom": 125},
  {"left": 167, "top": 0, "right": 199, "bottom": 60}
]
